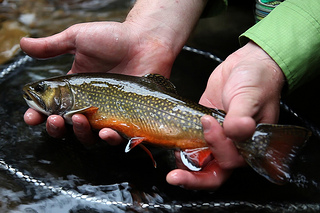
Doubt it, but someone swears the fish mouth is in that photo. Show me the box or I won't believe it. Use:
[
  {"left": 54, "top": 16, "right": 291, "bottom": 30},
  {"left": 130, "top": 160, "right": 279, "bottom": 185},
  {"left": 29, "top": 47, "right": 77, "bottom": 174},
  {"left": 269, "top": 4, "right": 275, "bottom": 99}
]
[{"left": 23, "top": 89, "right": 47, "bottom": 112}]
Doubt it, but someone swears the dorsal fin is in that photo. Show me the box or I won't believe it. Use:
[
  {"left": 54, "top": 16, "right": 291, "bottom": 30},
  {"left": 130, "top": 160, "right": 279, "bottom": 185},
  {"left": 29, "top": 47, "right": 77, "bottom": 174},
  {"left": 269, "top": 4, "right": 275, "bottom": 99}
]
[{"left": 143, "top": 74, "right": 178, "bottom": 94}]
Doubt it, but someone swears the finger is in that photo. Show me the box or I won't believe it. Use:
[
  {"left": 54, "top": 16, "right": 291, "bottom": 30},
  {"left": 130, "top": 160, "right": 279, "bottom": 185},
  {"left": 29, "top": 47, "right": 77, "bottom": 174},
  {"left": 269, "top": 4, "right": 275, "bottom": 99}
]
[
  {"left": 24, "top": 108, "right": 47, "bottom": 126},
  {"left": 201, "top": 115, "right": 245, "bottom": 169},
  {"left": 166, "top": 161, "right": 232, "bottom": 190},
  {"left": 224, "top": 115, "right": 256, "bottom": 142},
  {"left": 99, "top": 128, "right": 126, "bottom": 146},
  {"left": 72, "top": 114, "right": 97, "bottom": 146},
  {"left": 20, "top": 29, "right": 76, "bottom": 58},
  {"left": 222, "top": 93, "right": 257, "bottom": 141},
  {"left": 46, "top": 115, "right": 67, "bottom": 138}
]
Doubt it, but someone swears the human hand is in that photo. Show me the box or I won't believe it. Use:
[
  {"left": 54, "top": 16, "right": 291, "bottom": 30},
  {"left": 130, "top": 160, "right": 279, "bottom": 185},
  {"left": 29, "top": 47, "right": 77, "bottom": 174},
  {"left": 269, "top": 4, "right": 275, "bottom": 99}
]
[
  {"left": 166, "top": 41, "right": 285, "bottom": 189},
  {"left": 22, "top": 0, "right": 206, "bottom": 145},
  {"left": 22, "top": 21, "right": 176, "bottom": 145}
]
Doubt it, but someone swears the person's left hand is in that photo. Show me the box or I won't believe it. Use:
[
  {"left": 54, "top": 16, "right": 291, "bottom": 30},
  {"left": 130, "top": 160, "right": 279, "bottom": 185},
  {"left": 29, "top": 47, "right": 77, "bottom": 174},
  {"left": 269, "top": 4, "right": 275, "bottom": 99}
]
[
  {"left": 21, "top": 21, "right": 178, "bottom": 145},
  {"left": 166, "top": 41, "right": 285, "bottom": 189}
]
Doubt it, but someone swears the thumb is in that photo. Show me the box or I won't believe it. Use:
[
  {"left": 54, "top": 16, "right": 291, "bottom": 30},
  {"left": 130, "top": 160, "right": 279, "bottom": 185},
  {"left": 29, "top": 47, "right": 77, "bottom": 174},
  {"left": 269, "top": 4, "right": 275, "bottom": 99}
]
[
  {"left": 223, "top": 95, "right": 257, "bottom": 142},
  {"left": 20, "top": 30, "right": 76, "bottom": 58}
]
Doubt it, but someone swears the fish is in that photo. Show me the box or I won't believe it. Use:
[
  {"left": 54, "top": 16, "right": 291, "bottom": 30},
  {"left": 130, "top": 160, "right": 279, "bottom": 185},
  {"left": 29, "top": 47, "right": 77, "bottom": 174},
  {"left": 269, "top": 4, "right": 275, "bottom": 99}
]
[{"left": 22, "top": 73, "right": 311, "bottom": 184}]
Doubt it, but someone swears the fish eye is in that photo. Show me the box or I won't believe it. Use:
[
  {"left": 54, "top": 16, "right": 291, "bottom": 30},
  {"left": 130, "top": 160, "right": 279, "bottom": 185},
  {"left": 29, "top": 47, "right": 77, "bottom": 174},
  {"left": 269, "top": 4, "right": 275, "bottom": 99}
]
[{"left": 34, "top": 83, "right": 47, "bottom": 93}]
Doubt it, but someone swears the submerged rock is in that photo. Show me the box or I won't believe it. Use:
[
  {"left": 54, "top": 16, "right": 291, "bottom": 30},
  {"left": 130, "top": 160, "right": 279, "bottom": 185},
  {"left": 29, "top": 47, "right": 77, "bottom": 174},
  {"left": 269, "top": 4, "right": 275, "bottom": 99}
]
[{"left": 0, "top": 20, "right": 29, "bottom": 65}]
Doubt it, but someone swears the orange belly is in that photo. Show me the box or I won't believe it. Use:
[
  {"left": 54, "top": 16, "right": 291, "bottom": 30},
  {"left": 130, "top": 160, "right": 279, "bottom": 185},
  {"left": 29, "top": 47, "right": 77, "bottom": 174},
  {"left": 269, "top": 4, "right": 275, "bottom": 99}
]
[{"left": 87, "top": 114, "right": 207, "bottom": 150}]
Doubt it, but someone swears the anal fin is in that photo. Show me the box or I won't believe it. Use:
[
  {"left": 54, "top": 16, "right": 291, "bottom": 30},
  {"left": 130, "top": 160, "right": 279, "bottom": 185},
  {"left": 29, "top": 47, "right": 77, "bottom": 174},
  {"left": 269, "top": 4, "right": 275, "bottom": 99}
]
[{"left": 180, "top": 148, "right": 212, "bottom": 171}]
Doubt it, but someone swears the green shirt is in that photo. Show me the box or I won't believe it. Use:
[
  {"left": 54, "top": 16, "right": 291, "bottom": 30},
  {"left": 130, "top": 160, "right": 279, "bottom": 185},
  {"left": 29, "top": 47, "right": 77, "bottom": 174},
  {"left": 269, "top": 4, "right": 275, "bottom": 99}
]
[{"left": 240, "top": 0, "right": 320, "bottom": 92}]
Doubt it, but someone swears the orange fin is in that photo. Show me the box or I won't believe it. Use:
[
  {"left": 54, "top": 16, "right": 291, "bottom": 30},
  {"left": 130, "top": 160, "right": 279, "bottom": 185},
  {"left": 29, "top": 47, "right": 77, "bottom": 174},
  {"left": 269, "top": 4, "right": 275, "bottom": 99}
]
[
  {"left": 125, "top": 137, "right": 157, "bottom": 168},
  {"left": 180, "top": 148, "right": 212, "bottom": 171},
  {"left": 235, "top": 124, "right": 311, "bottom": 184},
  {"left": 125, "top": 137, "right": 145, "bottom": 153},
  {"left": 139, "top": 144, "right": 157, "bottom": 168}
]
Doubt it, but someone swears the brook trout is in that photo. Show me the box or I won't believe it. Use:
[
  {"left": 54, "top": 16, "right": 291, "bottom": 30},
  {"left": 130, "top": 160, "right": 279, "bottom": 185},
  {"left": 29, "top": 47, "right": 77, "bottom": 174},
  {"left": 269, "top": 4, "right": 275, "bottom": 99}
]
[{"left": 23, "top": 73, "right": 311, "bottom": 184}]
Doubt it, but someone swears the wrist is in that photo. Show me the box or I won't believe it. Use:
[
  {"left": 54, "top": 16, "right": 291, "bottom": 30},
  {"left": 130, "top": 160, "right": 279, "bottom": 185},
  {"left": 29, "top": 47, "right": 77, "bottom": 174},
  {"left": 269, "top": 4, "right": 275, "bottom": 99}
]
[
  {"left": 124, "top": 0, "right": 207, "bottom": 57},
  {"left": 240, "top": 41, "right": 285, "bottom": 92}
]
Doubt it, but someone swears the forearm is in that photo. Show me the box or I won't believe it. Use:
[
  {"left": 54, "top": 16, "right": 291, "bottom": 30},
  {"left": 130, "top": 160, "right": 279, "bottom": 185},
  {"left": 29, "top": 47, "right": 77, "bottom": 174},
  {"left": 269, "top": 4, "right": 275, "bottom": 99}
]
[
  {"left": 240, "top": 0, "right": 320, "bottom": 92},
  {"left": 125, "top": 0, "right": 207, "bottom": 57}
]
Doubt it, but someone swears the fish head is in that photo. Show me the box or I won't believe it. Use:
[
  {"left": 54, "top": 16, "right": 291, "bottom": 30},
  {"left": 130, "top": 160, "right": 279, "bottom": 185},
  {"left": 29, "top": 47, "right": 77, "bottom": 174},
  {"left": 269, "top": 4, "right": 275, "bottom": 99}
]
[{"left": 23, "top": 79, "right": 73, "bottom": 116}]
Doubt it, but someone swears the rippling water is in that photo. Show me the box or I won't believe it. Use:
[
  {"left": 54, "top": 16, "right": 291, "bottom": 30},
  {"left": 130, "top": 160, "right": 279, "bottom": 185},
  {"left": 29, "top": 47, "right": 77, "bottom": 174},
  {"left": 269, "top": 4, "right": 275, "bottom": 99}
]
[{"left": 1, "top": 0, "right": 320, "bottom": 212}]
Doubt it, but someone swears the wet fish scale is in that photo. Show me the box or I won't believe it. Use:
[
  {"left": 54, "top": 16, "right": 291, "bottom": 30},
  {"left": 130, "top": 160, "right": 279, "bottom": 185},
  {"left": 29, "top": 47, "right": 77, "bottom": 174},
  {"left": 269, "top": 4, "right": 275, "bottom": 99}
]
[{"left": 70, "top": 80, "right": 207, "bottom": 148}]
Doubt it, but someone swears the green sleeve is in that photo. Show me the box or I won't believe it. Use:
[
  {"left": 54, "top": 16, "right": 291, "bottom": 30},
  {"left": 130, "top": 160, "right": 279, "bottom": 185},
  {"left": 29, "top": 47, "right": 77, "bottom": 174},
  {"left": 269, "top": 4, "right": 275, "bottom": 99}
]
[{"left": 239, "top": 0, "right": 320, "bottom": 92}]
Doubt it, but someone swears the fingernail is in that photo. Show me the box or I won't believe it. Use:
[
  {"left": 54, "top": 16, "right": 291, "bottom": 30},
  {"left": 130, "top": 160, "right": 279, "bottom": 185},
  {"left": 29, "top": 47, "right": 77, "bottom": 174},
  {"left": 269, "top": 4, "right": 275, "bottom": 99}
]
[
  {"left": 24, "top": 111, "right": 33, "bottom": 120},
  {"left": 48, "top": 121, "right": 59, "bottom": 132},
  {"left": 201, "top": 116, "right": 212, "bottom": 133}
]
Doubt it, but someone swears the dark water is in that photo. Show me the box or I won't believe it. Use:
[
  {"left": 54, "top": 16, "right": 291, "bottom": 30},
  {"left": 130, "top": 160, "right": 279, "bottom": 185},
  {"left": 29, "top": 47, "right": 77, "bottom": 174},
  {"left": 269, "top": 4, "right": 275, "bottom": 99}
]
[{"left": 1, "top": 0, "right": 320, "bottom": 212}]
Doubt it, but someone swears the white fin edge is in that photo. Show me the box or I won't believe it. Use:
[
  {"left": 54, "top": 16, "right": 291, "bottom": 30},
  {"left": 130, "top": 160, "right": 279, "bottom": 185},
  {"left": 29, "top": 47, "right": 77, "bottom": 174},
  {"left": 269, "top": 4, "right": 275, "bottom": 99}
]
[
  {"left": 180, "top": 151, "right": 201, "bottom": 171},
  {"left": 125, "top": 140, "right": 131, "bottom": 153},
  {"left": 125, "top": 137, "right": 145, "bottom": 153}
]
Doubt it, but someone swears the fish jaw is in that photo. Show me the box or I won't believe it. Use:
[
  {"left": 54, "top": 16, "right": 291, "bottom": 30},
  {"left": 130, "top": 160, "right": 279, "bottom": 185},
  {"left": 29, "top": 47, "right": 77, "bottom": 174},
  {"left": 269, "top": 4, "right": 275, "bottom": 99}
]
[
  {"left": 23, "top": 89, "right": 50, "bottom": 116},
  {"left": 23, "top": 79, "right": 75, "bottom": 117},
  {"left": 24, "top": 95, "right": 51, "bottom": 116}
]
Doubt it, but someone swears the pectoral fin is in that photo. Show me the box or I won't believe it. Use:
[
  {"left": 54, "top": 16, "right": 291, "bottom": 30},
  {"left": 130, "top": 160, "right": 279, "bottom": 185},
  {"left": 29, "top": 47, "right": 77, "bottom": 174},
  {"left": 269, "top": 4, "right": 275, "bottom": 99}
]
[
  {"left": 125, "top": 137, "right": 145, "bottom": 153},
  {"left": 180, "top": 147, "right": 212, "bottom": 171},
  {"left": 125, "top": 137, "right": 157, "bottom": 168},
  {"left": 64, "top": 106, "right": 99, "bottom": 124}
]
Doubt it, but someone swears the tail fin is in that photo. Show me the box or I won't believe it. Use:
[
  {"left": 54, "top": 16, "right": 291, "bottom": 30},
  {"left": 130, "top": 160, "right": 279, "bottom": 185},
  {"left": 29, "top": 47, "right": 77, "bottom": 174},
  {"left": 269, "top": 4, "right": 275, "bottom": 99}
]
[{"left": 235, "top": 124, "right": 311, "bottom": 185}]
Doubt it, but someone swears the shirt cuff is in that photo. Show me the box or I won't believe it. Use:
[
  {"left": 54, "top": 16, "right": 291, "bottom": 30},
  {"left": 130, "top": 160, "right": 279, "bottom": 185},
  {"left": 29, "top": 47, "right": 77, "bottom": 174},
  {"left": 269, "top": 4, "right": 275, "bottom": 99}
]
[{"left": 239, "top": 0, "right": 320, "bottom": 92}]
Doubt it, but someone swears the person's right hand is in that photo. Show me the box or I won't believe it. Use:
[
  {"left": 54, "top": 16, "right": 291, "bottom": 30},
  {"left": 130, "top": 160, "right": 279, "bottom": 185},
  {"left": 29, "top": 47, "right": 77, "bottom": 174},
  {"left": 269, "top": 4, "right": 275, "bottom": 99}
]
[{"left": 166, "top": 41, "right": 285, "bottom": 189}]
